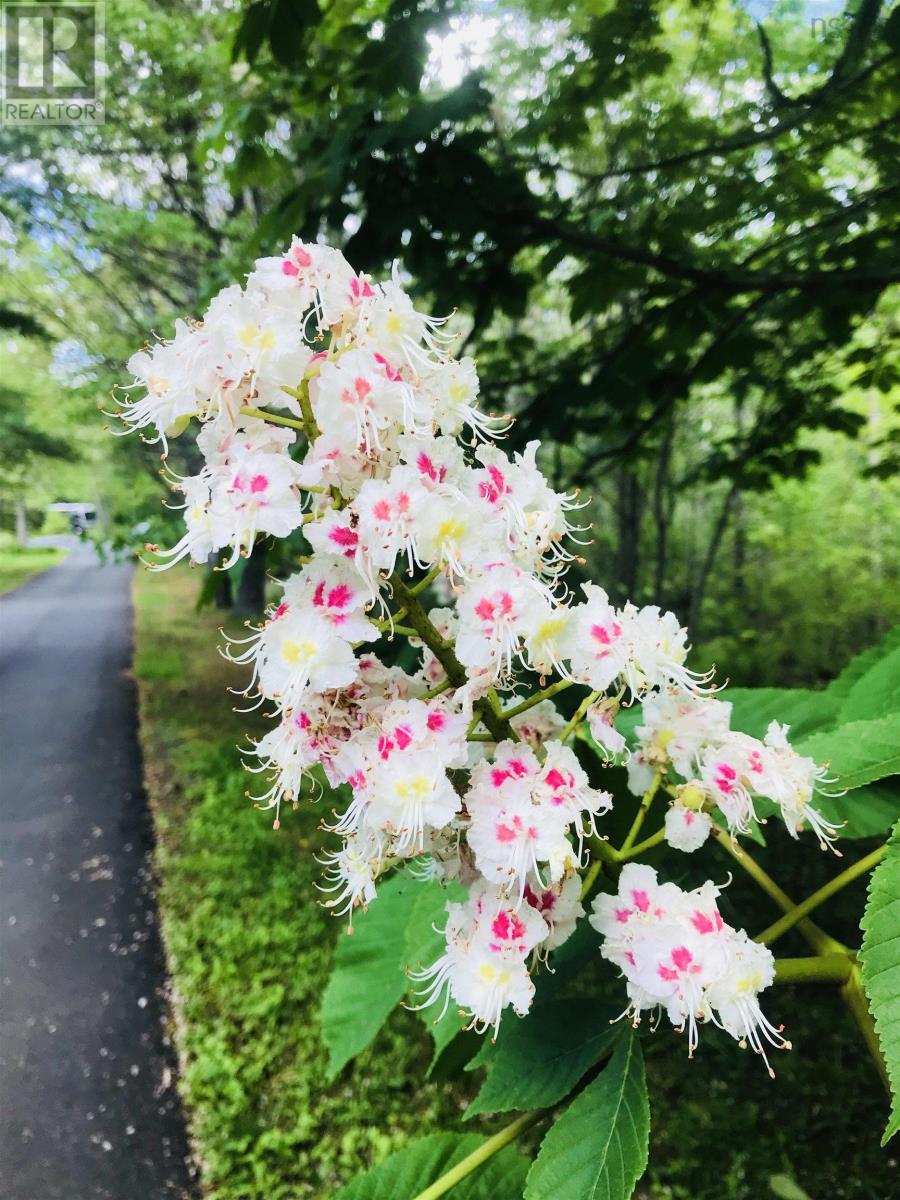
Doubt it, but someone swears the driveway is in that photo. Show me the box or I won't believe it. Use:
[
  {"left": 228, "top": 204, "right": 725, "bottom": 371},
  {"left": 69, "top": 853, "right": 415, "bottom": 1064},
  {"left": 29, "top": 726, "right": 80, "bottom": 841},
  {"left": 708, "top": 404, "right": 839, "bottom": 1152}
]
[{"left": 0, "top": 542, "right": 196, "bottom": 1199}]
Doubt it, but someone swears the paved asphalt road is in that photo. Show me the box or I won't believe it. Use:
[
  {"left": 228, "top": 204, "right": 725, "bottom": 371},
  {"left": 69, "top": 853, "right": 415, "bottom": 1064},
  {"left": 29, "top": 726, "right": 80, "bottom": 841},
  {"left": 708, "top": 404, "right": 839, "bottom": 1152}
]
[{"left": 0, "top": 542, "right": 196, "bottom": 1199}]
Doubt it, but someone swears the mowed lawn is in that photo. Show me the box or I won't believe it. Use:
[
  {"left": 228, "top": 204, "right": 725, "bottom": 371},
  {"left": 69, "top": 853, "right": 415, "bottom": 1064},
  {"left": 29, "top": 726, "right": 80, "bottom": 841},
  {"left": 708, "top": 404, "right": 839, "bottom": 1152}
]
[{"left": 0, "top": 545, "right": 67, "bottom": 595}]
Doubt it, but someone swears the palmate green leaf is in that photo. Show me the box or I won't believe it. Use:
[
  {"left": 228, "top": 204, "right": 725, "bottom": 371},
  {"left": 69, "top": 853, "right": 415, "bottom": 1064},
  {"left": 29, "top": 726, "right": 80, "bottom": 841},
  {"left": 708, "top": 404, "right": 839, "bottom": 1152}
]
[
  {"left": 808, "top": 779, "right": 900, "bottom": 839},
  {"left": 320, "top": 872, "right": 419, "bottom": 1079},
  {"left": 403, "top": 879, "right": 467, "bottom": 1064},
  {"left": 860, "top": 818, "right": 900, "bottom": 1146},
  {"left": 838, "top": 639, "right": 900, "bottom": 725},
  {"left": 524, "top": 1030, "right": 649, "bottom": 1200},
  {"left": 333, "top": 1132, "right": 529, "bottom": 1200},
  {"left": 465, "top": 921, "right": 603, "bottom": 1082},
  {"left": 827, "top": 626, "right": 900, "bottom": 702},
  {"left": 724, "top": 687, "right": 841, "bottom": 742},
  {"left": 796, "top": 716, "right": 900, "bottom": 793},
  {"left": 465, "top": 1000, "right": 621, "bottom": 1119},
  {"left": 321, "top": 873, "right": 467, "bottom": 1078}
]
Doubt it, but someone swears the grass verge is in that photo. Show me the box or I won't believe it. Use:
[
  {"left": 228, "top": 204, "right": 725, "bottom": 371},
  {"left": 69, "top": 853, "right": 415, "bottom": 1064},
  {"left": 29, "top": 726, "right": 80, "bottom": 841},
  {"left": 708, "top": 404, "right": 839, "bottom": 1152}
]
[
  {"left": 0, "top": 545, "right": 66, "bottom": 594},
  {"left": 133, "top": 567, "right": 463, "bottom": 1200}
]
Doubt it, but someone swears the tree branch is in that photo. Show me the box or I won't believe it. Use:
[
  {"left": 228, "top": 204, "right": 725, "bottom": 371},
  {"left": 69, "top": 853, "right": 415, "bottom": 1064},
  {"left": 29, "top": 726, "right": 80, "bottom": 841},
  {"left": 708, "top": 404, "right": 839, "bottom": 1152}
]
[
  {"left": 530, "top": 215, "right": 900, "bottom": 296},
  {"left": 757, "top": 844, "right": 887, "bottom": 946}
]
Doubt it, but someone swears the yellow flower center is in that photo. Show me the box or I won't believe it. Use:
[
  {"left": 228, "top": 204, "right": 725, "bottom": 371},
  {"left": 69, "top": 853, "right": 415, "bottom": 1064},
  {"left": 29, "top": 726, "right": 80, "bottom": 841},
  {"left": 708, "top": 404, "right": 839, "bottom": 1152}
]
[
  {"left": 239, "top": 324, "right": 276, "bottom": 351},
  {"left": 394, "top": 774, "right": 432, "bottom": 801},
  {"left": 437, "top": 517, "right": 466, "bottom": 542},
  {"left": 281, "top": 639, "right": 318, "bottom": 666},
  {"left": 535, "top": 616, "right": 566, "bottom": 644},
  {"left": 478, "top": 962, "right": 511, "bottom": 985}
]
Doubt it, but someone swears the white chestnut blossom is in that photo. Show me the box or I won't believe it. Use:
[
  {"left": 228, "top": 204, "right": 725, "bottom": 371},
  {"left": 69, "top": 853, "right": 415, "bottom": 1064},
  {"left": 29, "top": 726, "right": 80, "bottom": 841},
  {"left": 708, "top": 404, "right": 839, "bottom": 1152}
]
[
  {"left": 591, "top": 865, "right": 789, "bottom": 1074},
  {"left": 664, "top": 803, "right": 713, "bottom": 853},
  {"left": 118, "top": 238, "right": 840, "bottom": 1050}
]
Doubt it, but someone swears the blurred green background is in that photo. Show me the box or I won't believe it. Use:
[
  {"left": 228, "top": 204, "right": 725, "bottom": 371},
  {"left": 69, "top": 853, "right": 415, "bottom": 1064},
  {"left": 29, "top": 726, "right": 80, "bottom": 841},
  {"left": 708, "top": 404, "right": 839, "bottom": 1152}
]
[{"left": 2, "top": 1, "right": 899, "bottom": 1196}]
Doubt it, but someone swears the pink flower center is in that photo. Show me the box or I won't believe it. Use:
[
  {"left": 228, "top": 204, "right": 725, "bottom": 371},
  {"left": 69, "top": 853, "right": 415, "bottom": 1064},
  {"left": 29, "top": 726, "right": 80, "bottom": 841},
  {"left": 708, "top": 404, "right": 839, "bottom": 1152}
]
[
  {"left": 491, "top": 911, "right": 526, "bottom": 941},
  {"left": 631, "top": 889, "right": 650, "bottom": 913}
]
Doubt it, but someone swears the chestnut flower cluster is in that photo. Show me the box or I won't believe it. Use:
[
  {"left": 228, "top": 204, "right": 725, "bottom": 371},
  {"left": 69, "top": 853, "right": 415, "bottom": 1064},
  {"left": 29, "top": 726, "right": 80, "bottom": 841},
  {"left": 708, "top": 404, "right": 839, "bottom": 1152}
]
[
  {"left": 591, "top": 865, "right": 790, "bottom": 1077},
  {"left": 624, "top": 692, "right": 842, "bottom": 852},
  {"left": 116, "top": 238, "right": 839, "bottom": 1065}
]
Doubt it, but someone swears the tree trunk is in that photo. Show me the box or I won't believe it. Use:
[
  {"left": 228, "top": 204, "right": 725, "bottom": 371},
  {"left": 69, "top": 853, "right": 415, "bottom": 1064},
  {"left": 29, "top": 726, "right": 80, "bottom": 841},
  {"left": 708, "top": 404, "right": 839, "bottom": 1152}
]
[
  {"left": 652, "top": 411, "right": 676, "bottom": 600},
  {"left": 235, "top": 540, "right": 269, "bottom": 616},
  {"left": 615, "top": 468, "right": 645, "bottom": 602},
  {"left": 732, "top": 396, "right": 747, "bottom": 604},
  {"left": 688, "top": 482, "right": 739, "bottom": 639},
  {"left": 213, "top": 558, "right": 233, "bottom": 609},
  {"left": 15, "top": 500, "right": 27, "bottom": 546}
]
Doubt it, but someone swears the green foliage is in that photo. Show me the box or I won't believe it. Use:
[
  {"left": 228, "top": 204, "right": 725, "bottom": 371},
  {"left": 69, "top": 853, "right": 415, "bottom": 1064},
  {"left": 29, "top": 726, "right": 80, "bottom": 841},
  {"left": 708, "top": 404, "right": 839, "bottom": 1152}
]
[
  {"left": 796, "top": 716, "right": 900, "bottom": 793},
  {"left": 321, "top": 872, "right": 420, "bottom": 1078},
  {"left": 5, "top": 0, "right": 899, "bottom": 653},
  {"left": 404, "top": 879, "right": 469, "bottom": 1062},
  {"left": 333, "top": 1131, "right": 529, "bottom": 1200},
  {"left": 723, "top": 688, "right": 840, "bottom": 742},
  {"left": 827, "top": 626, "right": 900, "bottom": 702},
  {"left": 692, "top": 425, "right": 899, "bottom": 685},
  {"left": 524, "top": 1030, "right": 649, "bottom": 1200},
  {"left": 321, "top": 874, "right": 470, "bottom": 1077},
  {"left": 810, "top": 780, "right": 900, "bottom": 840},
  {"left": 0, "top": 392, "right": 73, "bottom": 469},
  {"left": 70, "top": 2, "right": 900, "bottom": 1192},
  {"left": 834, "top": 635, "right": 900, "bottom": 724},
  {"left": 771, "top": 635, "right": 900, "bottom": 830},
  {"left": 132, "top": 648, "right": 184, "bottom": 681},
  {"left": 860, "top": 817, "right": 900, "bottom": 1145},
  {"left": 767, "top": 1176, "right": 812, "bottom": 1200},
  {"left": 465, "top": 999, "right": 620, "bottom": 1119},
  {"left": 136, "top": 569, "right": 900, "bottom": 1200}
]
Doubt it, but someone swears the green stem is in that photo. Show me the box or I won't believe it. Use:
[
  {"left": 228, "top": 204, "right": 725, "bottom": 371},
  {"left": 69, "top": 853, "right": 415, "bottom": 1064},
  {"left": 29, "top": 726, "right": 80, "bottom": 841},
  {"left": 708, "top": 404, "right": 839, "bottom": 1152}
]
[
  {"left": 757, "top": 844, "right": 887, "bottom": 946},
  {"left": 239, "top": 404, "right": 306, "bottom": 432},
  {"left": 411, "top": 1111, "right": 542, "bottom": 1200},
  {"left": 559, "top": 689, "right": 601, "bottom": 743},
  {"left": 774, "top": 955, "right": 853, "bottom": 985},
  {"left": 410, "top": 564, "right": 442, "bottom": 595},
  {"left": 842, "top": 963, "right": 891, "bottom": 1094},
  {"left": 587, "top": 834, "right": 621, "bottom": 867},
  {"left": 501, "top": 678, "right": 576, "bottom": 720},
  {"left": 580, "top": 857, "right": 605, "bottom": 900},
  {"left": 627, "top": 813, "right": 887, "bottom": 1093},
  {"left": 279, "top": 381, "right": 319, "bottom": 441},
  {"left": 711, "top": 828, "right": 848, "bottom": 957},
  {"left": 619, "top": 774, "right": 663, "bottom": 856},
  {"left": 421, "top": 679, "right": 453, "bottom": 701},
  {"left": 620, "top": 827, "right": 666, "bottom": 861},
  {"left": 374, "top": 623, "right": 419, "bottom": 639}
]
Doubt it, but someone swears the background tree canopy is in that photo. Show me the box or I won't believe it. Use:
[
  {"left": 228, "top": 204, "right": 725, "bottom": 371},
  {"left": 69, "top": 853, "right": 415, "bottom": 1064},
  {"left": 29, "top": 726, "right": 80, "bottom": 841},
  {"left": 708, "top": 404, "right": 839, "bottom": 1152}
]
[{"left": 2, "top": 0, "right": 898, "bottom": 679}]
